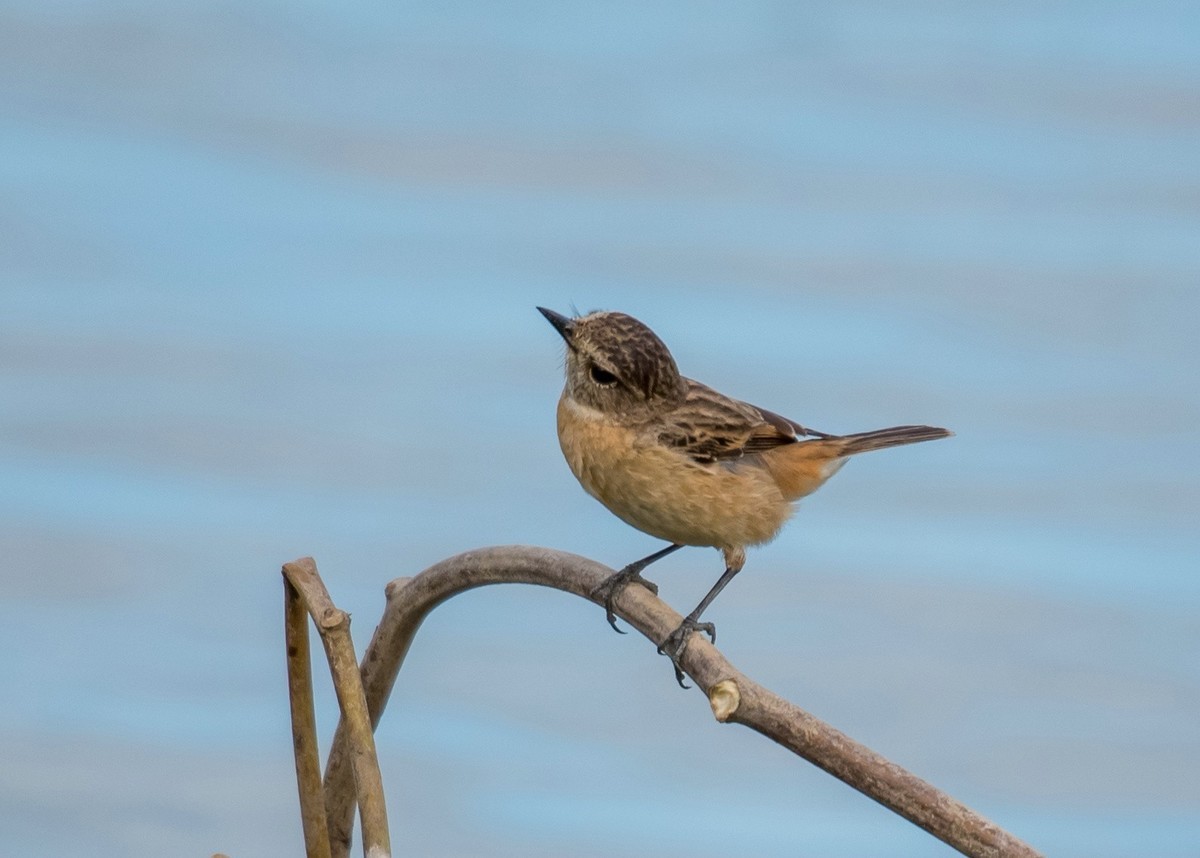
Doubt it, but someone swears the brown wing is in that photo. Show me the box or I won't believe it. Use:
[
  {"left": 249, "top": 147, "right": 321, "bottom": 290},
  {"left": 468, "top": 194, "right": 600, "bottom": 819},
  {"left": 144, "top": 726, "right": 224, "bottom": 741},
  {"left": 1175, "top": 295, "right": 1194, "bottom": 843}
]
[{"left": 653, "top": 379, "right": 829, "bottom": 464}]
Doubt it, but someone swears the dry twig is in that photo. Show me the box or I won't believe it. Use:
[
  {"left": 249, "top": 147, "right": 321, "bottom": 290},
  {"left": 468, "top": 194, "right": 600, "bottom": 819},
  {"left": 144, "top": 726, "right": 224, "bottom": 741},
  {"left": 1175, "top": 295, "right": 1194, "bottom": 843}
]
[
  {"left": 283, "top": 574, "right": 332, "bottom": 858},
  {"left": 310, "top": 545, "right": 1040, "bottom": 858},
  {"left": 283, "top": 558, "right": 391, "bottom": 858}
]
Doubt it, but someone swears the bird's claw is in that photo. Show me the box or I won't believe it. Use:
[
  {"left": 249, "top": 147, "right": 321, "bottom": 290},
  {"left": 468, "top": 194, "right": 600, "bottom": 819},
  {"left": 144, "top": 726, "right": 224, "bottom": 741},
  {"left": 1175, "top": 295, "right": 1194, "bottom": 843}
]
[
  {"left": 590, "top": 566, "right": 659, "bottom": 633},
  {"left": 657, "top": 618, "right": 717, "bottom": 688}
]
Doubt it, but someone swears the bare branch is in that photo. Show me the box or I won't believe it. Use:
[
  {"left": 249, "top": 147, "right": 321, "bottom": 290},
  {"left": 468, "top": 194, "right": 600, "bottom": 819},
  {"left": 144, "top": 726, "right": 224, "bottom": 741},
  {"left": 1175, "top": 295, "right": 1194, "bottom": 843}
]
[
  {"left": 283, "top": 575, "right": 332, "bottom": 858},
  {"left": 317, "top": 545, "right": 1041, "bottom": 858},
  {"left": 283, "top": 558, "right": 391, "bottom": 858}
]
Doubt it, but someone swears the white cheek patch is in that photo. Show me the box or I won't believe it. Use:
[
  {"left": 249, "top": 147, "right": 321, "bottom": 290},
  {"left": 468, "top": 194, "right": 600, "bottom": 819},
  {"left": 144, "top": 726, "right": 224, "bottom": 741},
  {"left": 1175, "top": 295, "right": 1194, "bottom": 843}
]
[{"left": 563, "top": 396, "right": 608, "bottom": 421}]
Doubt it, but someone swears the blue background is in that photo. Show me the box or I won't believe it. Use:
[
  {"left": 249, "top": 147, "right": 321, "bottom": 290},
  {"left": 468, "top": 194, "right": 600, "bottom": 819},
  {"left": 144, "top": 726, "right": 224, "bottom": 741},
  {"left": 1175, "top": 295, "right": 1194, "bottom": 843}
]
[{"left": 2, "top": 2, "right": 1198, "bottom": 855}]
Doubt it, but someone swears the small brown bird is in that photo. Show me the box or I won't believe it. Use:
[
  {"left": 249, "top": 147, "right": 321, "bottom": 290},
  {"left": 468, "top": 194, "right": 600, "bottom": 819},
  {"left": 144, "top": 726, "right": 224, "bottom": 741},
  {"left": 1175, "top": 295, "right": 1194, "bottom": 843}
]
[{"left": 538, "top": 307, "right": 951, "bottom": 686}]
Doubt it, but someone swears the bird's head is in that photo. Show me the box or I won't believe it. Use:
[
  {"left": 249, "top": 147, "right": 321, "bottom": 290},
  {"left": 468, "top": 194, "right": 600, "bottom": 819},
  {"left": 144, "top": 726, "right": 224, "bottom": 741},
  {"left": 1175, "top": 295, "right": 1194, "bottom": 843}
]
[{"left": 538, "top": 307, "right": 686, "bottom": 418}]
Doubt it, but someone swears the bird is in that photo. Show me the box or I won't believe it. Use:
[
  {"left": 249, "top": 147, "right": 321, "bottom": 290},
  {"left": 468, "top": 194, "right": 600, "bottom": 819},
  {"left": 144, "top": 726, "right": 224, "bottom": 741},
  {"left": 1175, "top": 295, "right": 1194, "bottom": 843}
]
[{"left": 538, "top": 306, "right": 951, "bottom": 686}]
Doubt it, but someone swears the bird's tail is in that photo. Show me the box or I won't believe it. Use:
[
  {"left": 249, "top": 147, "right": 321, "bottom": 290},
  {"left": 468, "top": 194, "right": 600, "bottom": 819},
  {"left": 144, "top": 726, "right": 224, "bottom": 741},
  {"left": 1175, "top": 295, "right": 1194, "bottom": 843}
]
[
  {"left": 832, "top": 425, "right": 953, "bottom": 455},
  {"left": 762, "top": 425, "right": 951, "bottom": 501}
]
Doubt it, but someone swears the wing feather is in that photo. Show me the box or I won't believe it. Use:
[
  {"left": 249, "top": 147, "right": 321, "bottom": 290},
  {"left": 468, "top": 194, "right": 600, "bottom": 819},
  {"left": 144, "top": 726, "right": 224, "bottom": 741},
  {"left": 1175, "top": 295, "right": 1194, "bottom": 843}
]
[{"left": 653, "top": 379, "right": 829, "bottom": 463}]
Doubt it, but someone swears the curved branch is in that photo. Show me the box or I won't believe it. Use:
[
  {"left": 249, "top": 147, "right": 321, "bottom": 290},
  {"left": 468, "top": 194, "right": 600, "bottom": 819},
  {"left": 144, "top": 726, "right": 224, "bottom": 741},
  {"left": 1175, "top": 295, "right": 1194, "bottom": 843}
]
[{"left": 318, "top": 545, "right": 1040, "bottom": 858}]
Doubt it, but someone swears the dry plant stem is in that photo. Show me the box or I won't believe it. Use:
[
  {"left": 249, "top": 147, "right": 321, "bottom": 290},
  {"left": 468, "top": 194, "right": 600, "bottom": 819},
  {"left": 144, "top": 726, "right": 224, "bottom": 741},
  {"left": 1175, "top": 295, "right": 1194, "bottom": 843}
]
[
  {"left": 283, "top": 558, "right": 391, "bottom": 858},
  {"left": 284, "top": 578, "right": 332, "bottom": 858},
  {"left": 319, "top": 547, "right": 1041, "bottom": 858},
  {"left": 727, "top": 677, "right": 1027, "bottom": 855}
]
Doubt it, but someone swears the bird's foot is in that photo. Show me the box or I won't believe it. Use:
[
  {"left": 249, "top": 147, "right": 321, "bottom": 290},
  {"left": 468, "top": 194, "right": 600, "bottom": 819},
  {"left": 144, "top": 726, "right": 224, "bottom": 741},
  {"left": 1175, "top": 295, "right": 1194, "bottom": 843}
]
[
  {"left": 657, "top": 618, "right": 716, "bottom": 689},
  {"left": 590, "top": 565, "right": 659, "bottom": 634}
]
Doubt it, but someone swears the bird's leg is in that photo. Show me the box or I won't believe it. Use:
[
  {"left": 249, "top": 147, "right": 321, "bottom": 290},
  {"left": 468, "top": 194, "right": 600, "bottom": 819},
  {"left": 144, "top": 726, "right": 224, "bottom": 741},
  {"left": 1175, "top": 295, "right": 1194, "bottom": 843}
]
[
  {"left": 591, "top": 543, "right": 683, "bottom": 633},
  {"left": 658, "top": 564, "right": 742, "bottom": 688}
]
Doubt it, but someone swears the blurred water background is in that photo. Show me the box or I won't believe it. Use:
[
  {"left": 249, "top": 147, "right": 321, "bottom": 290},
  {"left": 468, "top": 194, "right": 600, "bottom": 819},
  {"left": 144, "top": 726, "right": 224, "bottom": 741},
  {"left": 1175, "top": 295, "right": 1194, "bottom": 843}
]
[{"left": 2, "top": 2, "right": 1198, "bottom": 856}]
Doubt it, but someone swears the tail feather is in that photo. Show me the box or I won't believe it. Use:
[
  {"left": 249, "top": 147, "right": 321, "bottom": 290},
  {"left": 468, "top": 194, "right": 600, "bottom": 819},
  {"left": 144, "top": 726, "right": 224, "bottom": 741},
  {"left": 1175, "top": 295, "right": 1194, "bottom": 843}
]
[
  {"left": 762, "top": 424, "right": 951, "bottom": 501},
  {"left": 834, "top": 425, "right": 953, "bottom": 455}
]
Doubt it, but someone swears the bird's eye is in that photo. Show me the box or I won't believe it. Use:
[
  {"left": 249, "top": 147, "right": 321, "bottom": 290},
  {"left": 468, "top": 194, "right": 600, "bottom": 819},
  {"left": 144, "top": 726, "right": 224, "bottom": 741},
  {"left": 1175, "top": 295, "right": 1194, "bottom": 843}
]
[{"left": 589, "top": 365, "right": 618, "bottom": 386}]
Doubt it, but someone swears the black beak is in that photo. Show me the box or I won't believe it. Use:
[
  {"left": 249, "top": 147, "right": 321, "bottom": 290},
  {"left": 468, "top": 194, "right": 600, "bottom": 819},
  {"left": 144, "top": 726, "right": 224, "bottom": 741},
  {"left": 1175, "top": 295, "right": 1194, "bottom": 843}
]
[{"left": 537, "top": 306, "right": 575, "bottom": 342}]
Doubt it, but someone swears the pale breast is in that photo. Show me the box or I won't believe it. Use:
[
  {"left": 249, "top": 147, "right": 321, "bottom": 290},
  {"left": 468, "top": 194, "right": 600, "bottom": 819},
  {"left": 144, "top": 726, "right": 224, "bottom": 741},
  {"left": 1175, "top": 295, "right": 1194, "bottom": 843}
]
[{"left": 556, "top": 394, "right": 793, "bottom": 550}]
